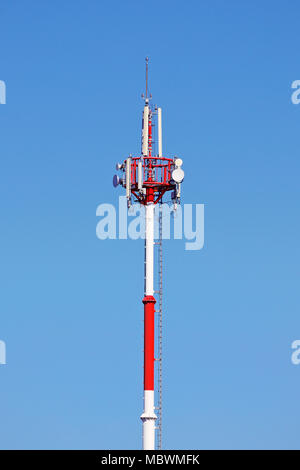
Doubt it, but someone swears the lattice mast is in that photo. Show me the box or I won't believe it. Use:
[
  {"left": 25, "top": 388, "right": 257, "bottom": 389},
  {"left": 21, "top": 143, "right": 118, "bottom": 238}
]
[{"left": 113, "top": 58, "right": 184, "bottom": 450}]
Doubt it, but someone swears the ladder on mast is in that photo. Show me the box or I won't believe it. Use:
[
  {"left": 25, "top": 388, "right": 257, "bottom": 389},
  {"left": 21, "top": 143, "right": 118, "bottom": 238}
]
[{"left": 155, "top": 205, "right": 163, "bottom": 450}]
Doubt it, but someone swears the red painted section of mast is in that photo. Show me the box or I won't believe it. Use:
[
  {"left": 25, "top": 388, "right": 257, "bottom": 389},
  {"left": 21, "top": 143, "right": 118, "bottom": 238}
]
[
  {"left": 142, "top": 295, "right": 156, "bottom": 390},
  {"left": 146, "top": 186, "right": 154, "bottom": 203}
]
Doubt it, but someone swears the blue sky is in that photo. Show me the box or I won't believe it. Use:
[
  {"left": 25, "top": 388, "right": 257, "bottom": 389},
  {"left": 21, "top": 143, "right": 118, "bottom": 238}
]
[{"left": 0, "top": 0, "right": 300, "bottom": 449}]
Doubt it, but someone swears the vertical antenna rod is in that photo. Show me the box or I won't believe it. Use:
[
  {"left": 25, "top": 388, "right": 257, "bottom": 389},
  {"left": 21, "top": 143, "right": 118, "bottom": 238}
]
[
  {"left": 157, "top": 108, "right": 162, "bottom": 158},
  {"left": 142, "top": 58, "right": 150, "bottom": 157},
  {"left": 145, "top": 56, "right": 149, "bottom": 99}
]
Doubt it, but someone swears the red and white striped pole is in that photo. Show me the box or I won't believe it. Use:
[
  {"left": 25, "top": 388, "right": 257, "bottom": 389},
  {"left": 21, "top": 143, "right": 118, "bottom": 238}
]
[
  {"left": 140, "top": 187, "right": 157, "bottom": 449},
  {"left": 112, "top": 59, "right": 184, "bottom": 450}
]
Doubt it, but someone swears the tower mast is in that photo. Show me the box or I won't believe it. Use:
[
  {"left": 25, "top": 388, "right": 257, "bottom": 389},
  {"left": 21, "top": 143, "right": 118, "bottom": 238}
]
[{"left": 113, "top": 58, "right": 184, "bottom": 450}]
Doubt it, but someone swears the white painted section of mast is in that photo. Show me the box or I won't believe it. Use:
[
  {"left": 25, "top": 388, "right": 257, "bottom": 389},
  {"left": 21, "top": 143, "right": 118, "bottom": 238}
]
[
  {"left": 141, "top": 390, "right": 156, "bottom": 450},
  {"left": 157, "top": 107, "right": 162, "bottom": 157},
  {"left": 144, "top": 203, "right": 154, "bottom": 296},
  {"left": 142, "top": 104, "right": 149, "bottom": 156}
]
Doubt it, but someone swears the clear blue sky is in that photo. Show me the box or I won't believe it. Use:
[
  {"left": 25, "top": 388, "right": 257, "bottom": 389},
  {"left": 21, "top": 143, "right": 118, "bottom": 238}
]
[{"left": 0, "top": 0, "right": 300, "bottom": 450}]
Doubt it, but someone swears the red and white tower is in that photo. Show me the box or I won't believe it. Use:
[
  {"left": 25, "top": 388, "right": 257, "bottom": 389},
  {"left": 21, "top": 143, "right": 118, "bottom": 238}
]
[{"left": 113, "top": 58, "right": 184, "bottom": 450}]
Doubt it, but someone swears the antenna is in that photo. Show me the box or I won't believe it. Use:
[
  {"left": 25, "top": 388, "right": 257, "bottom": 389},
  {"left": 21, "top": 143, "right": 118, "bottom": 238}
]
[
  {"left": 145, "top": 56, "right": 149, "bottom": 99},
  {"left": 142, "top": 57, "right": 152, "bottom": 102}
]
